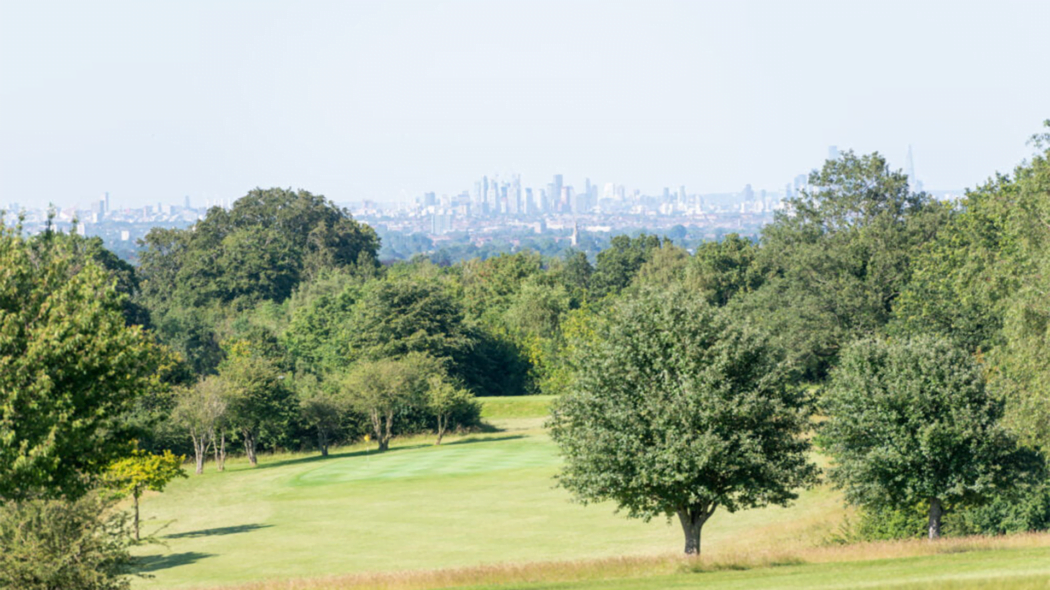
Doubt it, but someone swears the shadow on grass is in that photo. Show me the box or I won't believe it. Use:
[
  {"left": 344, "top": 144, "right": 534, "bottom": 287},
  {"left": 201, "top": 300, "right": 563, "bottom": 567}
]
[
  {"left": 253, "top": 433, "right": 528, "bottom": 470},
  {"left": 254, "top": 443, "right": 432, "bottom": 470},
  {"left": 445, "top": 434, "right": 526, "bottom": 446},
  {"left": 164, "top": 523, "right": 272, "bottom": 539},
  {"left": 134, "top": 552, "right": 213, "bottom": 573}
]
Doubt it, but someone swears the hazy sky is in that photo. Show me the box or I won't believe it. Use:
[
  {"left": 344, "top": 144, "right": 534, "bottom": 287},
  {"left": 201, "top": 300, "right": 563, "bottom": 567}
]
[{"left": 2, "top": 1, "right": 1048, "bottom": 210}]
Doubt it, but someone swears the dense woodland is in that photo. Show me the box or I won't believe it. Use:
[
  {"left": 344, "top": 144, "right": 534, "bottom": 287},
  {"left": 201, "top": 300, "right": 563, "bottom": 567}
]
[{"left": 3, "top": 126, "right": 1050, "bottom": 582}]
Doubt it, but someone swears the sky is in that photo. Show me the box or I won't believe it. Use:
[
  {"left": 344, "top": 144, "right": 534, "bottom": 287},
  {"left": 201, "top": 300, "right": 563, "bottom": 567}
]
[{"left": 1, "top": 0, "right": 1048, "bottom": 210}]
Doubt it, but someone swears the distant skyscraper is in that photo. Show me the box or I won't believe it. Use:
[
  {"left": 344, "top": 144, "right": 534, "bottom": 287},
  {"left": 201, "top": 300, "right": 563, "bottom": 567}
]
[
  {"left": 184, "top": 195, "right": 191, "bottom": 209},
  {"left": 828, "top": 145, "right": 839, "bottom": 161},
  {"left": 561, "top": 186, "right": 573, "bottom": 213}
]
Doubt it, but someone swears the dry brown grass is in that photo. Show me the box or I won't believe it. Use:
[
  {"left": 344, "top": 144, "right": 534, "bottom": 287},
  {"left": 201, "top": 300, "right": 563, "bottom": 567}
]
[{"left": 182, "top": 532, "right": 1050, "bottom": 590}]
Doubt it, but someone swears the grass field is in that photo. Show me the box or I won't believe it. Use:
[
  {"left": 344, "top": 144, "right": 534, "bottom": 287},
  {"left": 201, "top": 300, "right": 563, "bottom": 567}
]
[{"left": 131, "top": 396, "right": 1048, "bottom": 590}]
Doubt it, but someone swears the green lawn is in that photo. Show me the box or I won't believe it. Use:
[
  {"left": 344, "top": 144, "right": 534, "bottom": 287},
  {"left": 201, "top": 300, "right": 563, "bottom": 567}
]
[{"left": 133, "top": 396, "right": 843, "bottom": 588}]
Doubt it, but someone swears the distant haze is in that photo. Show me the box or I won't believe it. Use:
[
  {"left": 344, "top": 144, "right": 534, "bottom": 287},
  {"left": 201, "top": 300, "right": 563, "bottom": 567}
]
[{"left": 1, "top": 0, "right": 1048, "bottom": 210}]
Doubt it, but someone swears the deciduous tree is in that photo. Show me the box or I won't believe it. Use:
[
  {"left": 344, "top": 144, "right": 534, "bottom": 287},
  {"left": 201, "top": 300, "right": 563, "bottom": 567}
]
[
  {"left": 820, "top": 336, "right": 1039, "bottom": 539},
  {"left": 221, "top": 354, "right": 296, "bottom": 466},
  {"left": 104, "top": 449, "right": 187, "bottom": 540},
  {"left": 0, "top": 224, "right": 166, "bottom": 500},
  {"left": 171, "top": 377, "right": 228, "bottom": 474},
  {"left": 426, "top": 377, "right": 478, "bottom": 445},
  {"left": 296, "top": 373, "right": 350, "bottom": 456},
  {"left": 549, "top": 288, "right": 818, "bottom": 554},
  {"left": 344, "top": 353, "right": 440, "bottom": 451}
]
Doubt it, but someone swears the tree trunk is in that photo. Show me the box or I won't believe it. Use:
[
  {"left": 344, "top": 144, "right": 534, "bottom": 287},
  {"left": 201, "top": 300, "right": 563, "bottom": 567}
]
[
  {"left": 318, "top": 428, "right": 329, "bottom": 457},
  {"left": 377, "top": 411, "right": 394, "bottom": 452},
  {"left": 370, "top": 409, "right": 384, "bottom": 450},
  {"left": 436, "top": 414, "right": 447, "bottom": 445},
  {"left": 132, "top": 489, "right": 142, "bottom": 541},
  {"left": 928, "top": 497, "right": 943, "bottom": 540},
  {"left": 677, "top": 504, "right": 715, "bottom": 555},
  {"left": 216, "top": 430, "right": 226, "bottom": 472},
  {"left": 244, "top": 430, "right": 258, "bottom": 466},
  {"left": 191, "top": 430, "right": 206, "bottom": 475}
]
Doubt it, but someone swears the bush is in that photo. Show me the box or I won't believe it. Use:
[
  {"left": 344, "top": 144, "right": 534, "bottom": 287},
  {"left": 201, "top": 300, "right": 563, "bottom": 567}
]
[
  {"left": 828, "top": 485, "right": 1050, "bottom": 543},
  {"left": 827, "top": 504, "right": 929, "bottom": 544},
  {"left": 0, "top": 495, "right": 133, "bottom": 590},
  {"left": 951, "top": 484, "right": 1050, "bottom": 536}
]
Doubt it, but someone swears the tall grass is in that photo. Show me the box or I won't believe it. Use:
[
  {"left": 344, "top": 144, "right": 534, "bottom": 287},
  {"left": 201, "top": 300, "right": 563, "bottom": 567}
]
[{"left": 177, "top": 532, "right": 1050, "bottom": 590}]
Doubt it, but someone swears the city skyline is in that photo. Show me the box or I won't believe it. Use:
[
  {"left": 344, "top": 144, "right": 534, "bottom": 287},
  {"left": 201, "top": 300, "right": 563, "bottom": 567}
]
[
  {"left": 3, "top": 145, "right": 934, "bottom": 218},
  {"left": 2, "top": 1, "right": 1048, "bottom": 210}
]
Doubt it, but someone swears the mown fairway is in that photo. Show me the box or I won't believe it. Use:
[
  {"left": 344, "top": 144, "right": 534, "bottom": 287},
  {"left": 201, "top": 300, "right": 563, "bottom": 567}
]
[{"left": 133, "top": 396, "right": 844, "bottom": 588}]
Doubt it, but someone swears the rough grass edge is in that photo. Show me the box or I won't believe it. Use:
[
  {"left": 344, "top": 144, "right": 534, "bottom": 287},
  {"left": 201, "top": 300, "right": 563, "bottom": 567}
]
[{"left": 172, "top": 532, "right": 1050, "bottom": 590}]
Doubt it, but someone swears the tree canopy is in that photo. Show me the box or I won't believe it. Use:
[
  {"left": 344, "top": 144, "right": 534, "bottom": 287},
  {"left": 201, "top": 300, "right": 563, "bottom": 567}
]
[
  {"left": 0, "top": 226, "right": 168, "bottom": 500},
  {"left": 549, "top": 288, "right": 818, "bottom": 554},
  {"left": 740, "top": 151, "right": 948, "bottom": 378},
  {"left": 820, "top": 336, "right": 1039, "bottom": 539}
]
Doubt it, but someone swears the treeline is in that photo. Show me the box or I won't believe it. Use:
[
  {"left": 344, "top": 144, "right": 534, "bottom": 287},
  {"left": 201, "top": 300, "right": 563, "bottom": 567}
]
[
  {"left": 375, "top": 223, "right": 733, "bottom": 264},
  {"left": 15, "top": 135, "right": 1050, "bottom": 481}
]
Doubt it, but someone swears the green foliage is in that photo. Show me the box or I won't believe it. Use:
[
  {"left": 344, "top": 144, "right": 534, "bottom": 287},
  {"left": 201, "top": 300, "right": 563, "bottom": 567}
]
[
  {"left": 105, "top": 449, "right": 187, "bottom": 500},
  {"left": 295, "top": 373, "right": 354, "bottom": 456},
  {"left": 820, "top": 336, "right": 1039, "bottom": 537},
  {"left": 171, "top": 376, "right": 230, "bottom": 474},
  {"left": 557, "top": 248, "right": 593, "bottom": 304},
  {"left": 342, "top": 278, "right": 468, "bottom": 364},
  {"left": 589, "top": 234, "right": 663, "bottom": 297},
  {"left": 425, "top": 376, "right": 479, "bottom": 445},
  {"left": 344, "top": 353, "right": 443, "bottom": 451},
  {"left": 0, "top": 225, "right": 167, "bottom": 500},
  {"left": 687, "top": 233, "right": 762, "bottom": 306},
  {"left": 833, "top": 485, "right": 1050, "bottom": 542},
  {"left": 137, "top": 188, "right": 378, "bottom": 374},
  {"left": 104, "top": 449, "right": 187, "bottom": 540},
  {"left": 549, "top": 287, "right": 818, "bottom": 553},
  {"left": 459, "top": 251, "right": 544, "bottom": 321},
  {"left": 827, "top": 504, "right": 930, "bottom": 544},
  {"left": 951, "top": 483, "right": 1050, "bottom": 536},
  {"left": 220, "top": 354, "right": 297, "bottom": 465},
  {"left": 629, "top": 243, "right": 690, "bottom": 289},
  {"left": 740, "top": 151, "right": 948, "bottom": 378},
  {"left": 0, "top": 494, "right": 133, "bottom": 590},
  {"left": 284, "top": 270, "right": 363, "bottom": 372}
]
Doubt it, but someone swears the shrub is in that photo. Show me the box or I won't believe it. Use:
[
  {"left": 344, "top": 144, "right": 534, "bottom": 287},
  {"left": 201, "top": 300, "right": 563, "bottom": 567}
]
[{"left": 0, "top": 495, "right": 133, "bottom": 590}]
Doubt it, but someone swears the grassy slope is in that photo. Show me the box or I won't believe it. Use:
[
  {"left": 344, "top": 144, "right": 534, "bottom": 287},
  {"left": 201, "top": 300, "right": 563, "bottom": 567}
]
[{"left": 134, "top": 396, "right": 843, "bottom": 588}]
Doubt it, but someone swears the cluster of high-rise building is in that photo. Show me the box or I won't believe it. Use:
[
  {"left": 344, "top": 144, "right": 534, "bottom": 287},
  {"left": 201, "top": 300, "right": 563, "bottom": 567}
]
[{"left": 401, "top": 173, "right": 790, "bottom": 236}]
